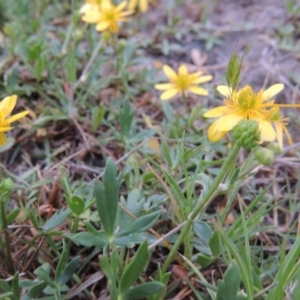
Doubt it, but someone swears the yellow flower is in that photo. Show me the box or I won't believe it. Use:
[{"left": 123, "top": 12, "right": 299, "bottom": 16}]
[
  {"left": 154, "top": 65, "right": 213, "bottom": 101},
  {"left": 128, "top": 0, "right": 149, "bottom": 13},
  {"left": 0, "top": 95, "right": 28, "bottom": 146},
  {"left": 81, "top": 0, "right": 133, "bottom": 33},
  {"left": 204, "top": 84, "right": 284, "bottom": 142}
]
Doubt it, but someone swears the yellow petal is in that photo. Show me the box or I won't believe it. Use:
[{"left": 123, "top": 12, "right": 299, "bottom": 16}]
[
  {"left": 0, "top": 126, "right": 13, "bottom": 132},
  {"left": 96, "top": 22, "right": 109, "bottom": 31},
  {"left": 160, "top": 88, "right": 179, "bottom": 100},
  {"left": 0, "top": 132, "right": 7, "bottom": 146},
  {"left": 274, "top": 123, "right": 283, "bottom": 149},
  {"left": 140, "top": 0, "right": 148, "bottom": 12},
  {"left": 192, "top": 75, "right": 213, "bottom": 84},
  {"left": 207, "top": 122, "right": 227, "bottom": 142},
  {"left": 204, "top": 106, "right": 227, "bottom": 118},
  {"left": 82, "top": 10, "right": 101, "bottom": 23},
  {"left": 258, "top": 120, "right": 276, "bottom": 142},
  {"left": 178, "top": 65, "right": 187, "bottom": 75},
  {"left": 217, "top": 85, "right": 232, "bottom": 98},
  {"left": 187, "top": 86, "right": 208, "bottom": 96},
  {"left": 215, "top": 114, "right": 242, "bottom": 131},
  {"left": 147, "top": 138, "right": 160, "bottom": 156},
  {"left": 0, "top": 95, "right": 17, "bottom": 116},
  {"left": 6, "top": 110, "right": 28, "bottom": 123},
  {"left": 128, "top": 0, "right": 138, "bottom": 10},
  {"left": 155, "top": 83, "right": 175, "bottom": 90},
  {"left": 117, "top": 1, "right": 127, "bottom": 11},
  {"left": 262, "top": 83, "right": 284, "bottom": 101},
  {"left": 163, "top": 65, "right": 178, "bottom": 81},
  {"left": 282, "top": 124, "right": 293, "bottom": 146}
]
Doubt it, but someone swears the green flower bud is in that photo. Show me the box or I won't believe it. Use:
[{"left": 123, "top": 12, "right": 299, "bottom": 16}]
[
  {"left": 0, "top": 178, "right": 13, "bottom": 193},
  {"left": 267, "top": 142, "right": 283, "bottom": 155},
  {"left": 226, "top": 53, "right": 242, "bottom": 90},
  {"left": 254, "top": 146, "right": 275, "bottom": 166},
  {"left": 232, "top": 120, "right": 260, "bottom": 150}
]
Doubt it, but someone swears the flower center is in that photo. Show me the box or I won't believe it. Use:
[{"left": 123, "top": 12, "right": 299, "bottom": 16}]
[
  {"left": 237, "top": 86, "right": 257, "bottom": 111},
  {"left": 105, "top": 9, "right": 117, "bottom": 22},
  {"left": 177, "top": 74, "right": 188, "bottom": 91}
]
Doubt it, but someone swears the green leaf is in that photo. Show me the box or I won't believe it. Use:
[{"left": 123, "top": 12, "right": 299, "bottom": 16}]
[
  {"left": 35, "top": 267, "right": 56, "bottom": 289},
  {"left": 7, "top": 209, "right": 20, "bottom": 224},
  {"left": 124, "top": 282, "right": 164, "bottom": 300},
  {"left": 100, "top": 255, "right": 118, "bottom": 300},
  {"left": 197, "top": 254, "right": 215, "bottom": 269},
  {"left": 70, "top": 232, "right": 109, "bottom": 247},
  {"left": 120, "top": 98, "right": 134, "bottom": 138},
  {"left": 11, "top": 272, "right": 19, "bottom": 300},
  {"left": 94, "top": 157, "right": 121, "bottom": 238},
  {"left": 57, "top": 256, "right": 80, "bottom": 286},
  {"left": 147, "top": 264, "right": 171, "bottom": 300},
  {"left": 66, "top": 195, "right": 85, "bottom": 216},
  {"left": 0, "top": 293, "right": 13, "bottom": 299},
  {"left": 216, "top": 260, "right": 241, "bottom": 300},
  {"left": 119, "top": 241, "right": 150, "bottom": 294},
  {"left": 209, "top": 230, "right": 222, "bottom": 257},
  {"left": 55, "top": 240, "right": 68, "bottom": 282},
  {"left": 22, "top": 281, "right": 48, "bottom": 300},
  {"left": 161, "top": 139, "right": 172, "bottom": 168},
  {"left": 63, "top": 48, "right": 76, "bottom": 83},
  {"left": 116, "top": 211, "right": 161, "bottom": 237},
  {"left": 42, "top": 208, "right": 71, "bottom": 231},
  {"left": 193, "top": 221, "right": 213, "bottom": 249},
  {"left": 114, "top": 233, "right": 144, "bottom": 247}
]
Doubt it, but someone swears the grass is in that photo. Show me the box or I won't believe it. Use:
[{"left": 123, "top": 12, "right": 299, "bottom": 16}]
[{"left": 0, "top": 0, "right": 300, "bottom": 299}]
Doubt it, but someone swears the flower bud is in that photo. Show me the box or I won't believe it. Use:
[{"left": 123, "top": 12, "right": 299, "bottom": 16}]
[
  {"left": 267, "top": 142, "right": 283, "bottom": 155},
  {"left": 0, "top": 178, "right": 13, "bottom": 193},
  {"left": 254, "top": 146, "right": 275, "bottom": 166},
  {"left": 232, "top": 120, "right": 260, "bottom": 150},
  {"left": 226, "top": 53, "right": 242, "bottom": 90}
]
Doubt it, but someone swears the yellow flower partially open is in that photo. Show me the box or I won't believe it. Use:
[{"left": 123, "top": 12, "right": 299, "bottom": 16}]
[
  {"left": 0, "top": 95, "right": 28, "bottom": 146},
  {"left": 81, "top": 0, "right": 133, "bottom": 33},
  {"left": 204, "top": 83, "right": 300, "bottom": 147},
  {"left": 155, "top": 65, "right": 212, "bottom": 101}
]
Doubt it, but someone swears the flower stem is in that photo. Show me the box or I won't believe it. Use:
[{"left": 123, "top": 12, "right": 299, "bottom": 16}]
[
  {"left": 161, "top": 142, "right": 241, "bottom": 273},
  {"left": 182, "top": 92, "right": 190, "bottom": 113},
  {"left": 74, "top": 37, "right": 104, "bottom": 90},
  {"left": 0, "top": 200, "right": 14, "bottom": 273}
]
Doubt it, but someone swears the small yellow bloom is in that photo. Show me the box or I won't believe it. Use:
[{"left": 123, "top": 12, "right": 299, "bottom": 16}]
[
  {"left": 81, "top": 0, "right": 133, "bottom": 33},
  {"left": 204, "top": 83, "right": 300, "bottom": 146},
  {"left": 154, "top": 65, "right": 212, "bottom": 101},
  {"left": 204, "top": 84, "right": 283, "bottom": 142},
  {"left": 128, "top": 0, "right": 149, "bottom": 13},
  {"left": 0, "top": 95, "right": 28, "bottom": 146}
]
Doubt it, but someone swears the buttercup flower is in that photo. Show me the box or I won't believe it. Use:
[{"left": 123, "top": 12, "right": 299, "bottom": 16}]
[
  {"left": 204, "top": 84, "right": 283, "bottom": 142},
  {"left": 155, "top": 65, "right": 213, "bottom": 101},
  {"left": 128, "top": 0, "right": 149, "bottom": 13},
  {"left": 204, "top": 83, "right": 300, "bottom": 147},
  {"left": 0, "top": 95, "right": 28, "bottom": 146},
  {"left": 81, "top": 0, "right": 133, "bottom": 33}
]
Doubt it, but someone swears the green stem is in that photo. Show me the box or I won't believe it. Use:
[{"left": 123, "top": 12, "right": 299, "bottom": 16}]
[
  {"left": 0, "top": 200, "right": 14, "bottom": 273},
  {"left": 73, "top": 37, "right": 104, "bottom": 91},
  {"left": 161, "top": 142, "right": 241, "bottom": 273},
  {"left": 182, "top": 92, "right": 189, "bottom": 113}
]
